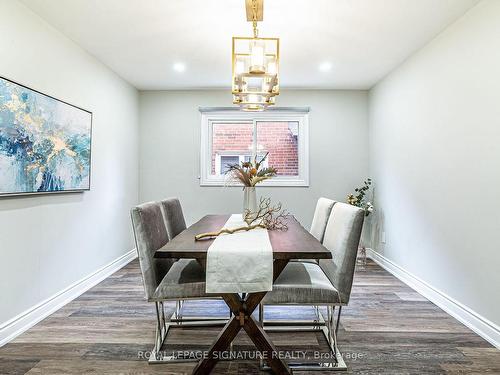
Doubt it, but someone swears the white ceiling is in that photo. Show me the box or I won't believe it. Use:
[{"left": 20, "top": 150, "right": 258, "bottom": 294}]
[{"left": 21, "top": 0, "right": 479, "bottom": 90}]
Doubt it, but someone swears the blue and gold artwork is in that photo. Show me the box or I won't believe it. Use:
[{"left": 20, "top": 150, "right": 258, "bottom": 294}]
[{"left": 0, "top": 77, "right": 92, "bottom": 196}]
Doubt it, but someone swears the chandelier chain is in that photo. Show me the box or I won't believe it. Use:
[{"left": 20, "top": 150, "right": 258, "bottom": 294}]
[{"left": 252, "top": 0, "right": 258, "bottom": 38}]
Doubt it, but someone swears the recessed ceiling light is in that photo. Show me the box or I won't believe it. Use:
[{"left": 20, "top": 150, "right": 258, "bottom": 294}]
[
  {"left": 319, "top": 62, "right": 332, "bottom": 72},
  {"left": 173, "top": 63, "right": 186, "bottom": 72}
]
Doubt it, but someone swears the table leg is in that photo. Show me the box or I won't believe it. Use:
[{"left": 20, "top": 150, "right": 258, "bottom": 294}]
[
  {"left": 191, "top": 317, "right": 241, "bottom": 374},
  {"left": 192, "top": 259, "right": 290, "bottom": 375},
  {"left": 243, "top": 315, "right": 290, "bottom": 374}
]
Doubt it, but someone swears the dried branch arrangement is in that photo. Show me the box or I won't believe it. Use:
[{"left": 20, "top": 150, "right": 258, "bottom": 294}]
[
  {"left": 194, "top": 197, "right": 289, "bottom": 241},
  {"left": 243, "top": 197, "right": 288, "bottom": 229}
]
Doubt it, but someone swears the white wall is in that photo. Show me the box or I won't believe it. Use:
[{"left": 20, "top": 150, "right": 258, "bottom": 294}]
[
  {"left": 369, "top": 0, "right": 500, "bottom": 328},
  {"left": 0, "top": 0, "right": 139, "bottom": 326},
  {"left": 139, "top": 90, "right": 368, "bottom": 226}
]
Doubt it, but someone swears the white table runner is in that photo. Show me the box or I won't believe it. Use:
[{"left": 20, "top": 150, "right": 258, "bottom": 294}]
[{"left": 205, "top": 214, "right": 273, "bottom": 293}]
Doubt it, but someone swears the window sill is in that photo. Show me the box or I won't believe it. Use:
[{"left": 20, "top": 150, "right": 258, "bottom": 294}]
[{"left": 200, "top": 178, "right": 309, "bottom": 187}]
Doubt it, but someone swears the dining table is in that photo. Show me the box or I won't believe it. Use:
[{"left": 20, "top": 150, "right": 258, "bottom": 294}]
[{"left": 155, "top": 214, "right": 332, "bottom": 375}]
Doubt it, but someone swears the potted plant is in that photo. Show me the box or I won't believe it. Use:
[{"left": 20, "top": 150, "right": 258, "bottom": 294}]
[
  {"left": 347, "top": 178, "right": 374, "bottom": 268},
  {"left": 347, "top": 178, "right": 374, "bottom": 217}
]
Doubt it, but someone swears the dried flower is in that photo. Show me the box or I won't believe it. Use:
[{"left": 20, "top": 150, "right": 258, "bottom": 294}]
[
  {"left": 226, "top": 152, "right": 277, "bottom": 187},
  {"left": 347, "top": 194, "right": 358, "bottom": 205}
]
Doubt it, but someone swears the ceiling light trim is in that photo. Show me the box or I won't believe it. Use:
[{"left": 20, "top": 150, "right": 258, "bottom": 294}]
[{"left": 199, "top": 106, "right": 310, "bottom": 113}]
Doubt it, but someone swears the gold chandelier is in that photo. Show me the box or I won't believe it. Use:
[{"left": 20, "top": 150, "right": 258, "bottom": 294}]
[{"left": 232, "top": 0, "right": 280, "bottom": 111}]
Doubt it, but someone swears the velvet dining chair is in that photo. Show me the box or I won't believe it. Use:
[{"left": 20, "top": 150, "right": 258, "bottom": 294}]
[
  {"left": 131, "top": 201, "right": 211, "bottom": 363},
  {"left": 260, "top": 201, "right": 364, "bottom": 371}
]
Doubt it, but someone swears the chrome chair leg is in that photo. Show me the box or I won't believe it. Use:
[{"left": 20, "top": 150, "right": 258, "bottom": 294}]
[
  {"left": 155, "top": 302, "right": 161, "bottom": 351},
  {"left": 174, "top": 300, "right": 179, "bottom": 320},
  {"left": 261, "top": 304, "right": 347, "bottom": 371},
  {"left": 160, "top": 301, "right": 166, "bottom": 329},
  {"left": 327, "top": 305, "right": 333, "bottom": 345},
  {"left": 330, "top": 306, "right": 339, "bottom": 360},
  {"left": 174, "top": 299, "right": 184, "bottom": 321},
  {"left": 229, "top": 306, "right": 234, "bottom": 353},
  {"left": 152, "top": 301, "right": 168, "bottom": 359},
  {"left": 336, "top": 306, "right": 342, "bottom": 335},
  {"left": 325, "top": 305, "right": 341, "bottom": 368},
  {"left": 149, "top": 300, "right": 228, "bottom": 364},
  {"left": 314, "top": 305, "right": 320, "bottom": 322},
  {"left": 259, "top": 303, "right": 265, "bottom": 369}
]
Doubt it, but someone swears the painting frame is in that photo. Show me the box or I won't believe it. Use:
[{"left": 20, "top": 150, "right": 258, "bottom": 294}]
[{"left": 0, "top": 75, "right": 93, "bottom": 197}]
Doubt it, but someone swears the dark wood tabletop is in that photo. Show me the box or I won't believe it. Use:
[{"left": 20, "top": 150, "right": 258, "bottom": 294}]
[{"left": 154, "top": 214, "right": 332, "bottom": 261}]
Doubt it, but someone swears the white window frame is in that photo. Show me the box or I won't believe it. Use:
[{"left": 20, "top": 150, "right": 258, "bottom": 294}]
[{"left": 200, "top": 108, "right": 309, "bottom": 187}]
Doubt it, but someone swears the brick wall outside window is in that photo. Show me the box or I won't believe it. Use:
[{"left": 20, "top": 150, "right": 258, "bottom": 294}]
[
  {"left": 258, "top": 121, "right": 299, "bottom": 176},
  {"left": 211, "top": 122, "right": 299, "bottom": 176}
]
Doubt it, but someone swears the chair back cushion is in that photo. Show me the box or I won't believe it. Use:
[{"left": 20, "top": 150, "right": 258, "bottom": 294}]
[
  {"left": 310, "top": 197, "right": 336, "bottom": 242},
  {"left": 319, "top": 202, "right": 364, "bottom": 304},
  {"left": 161, "top": 198, "right": 187, "bottom": 240},
  {"left": 131, "top": 202, "right": 174, "bottom": 300}
]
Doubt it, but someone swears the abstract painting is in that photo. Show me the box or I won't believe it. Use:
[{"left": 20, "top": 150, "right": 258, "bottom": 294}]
[{"left": 0, "top": 77, "right": 92, "bottom": 196}]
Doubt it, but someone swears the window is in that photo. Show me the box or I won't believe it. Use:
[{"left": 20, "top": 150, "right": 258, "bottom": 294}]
[{"left": 200, "top": 109, "right": 309, "bottom": 186}]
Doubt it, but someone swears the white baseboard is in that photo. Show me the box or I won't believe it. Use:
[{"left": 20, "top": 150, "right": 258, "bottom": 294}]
[
  {"left": 0, "top": 249, "right": 137, "bottom": 347},
  {"left": 366, "top": 248, "right": 500, "bottom": 349}
]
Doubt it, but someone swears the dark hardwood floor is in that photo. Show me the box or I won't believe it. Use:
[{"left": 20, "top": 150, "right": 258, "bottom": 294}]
[{"left": 1, "top": 259, "right": 499, "bottom": 374}]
